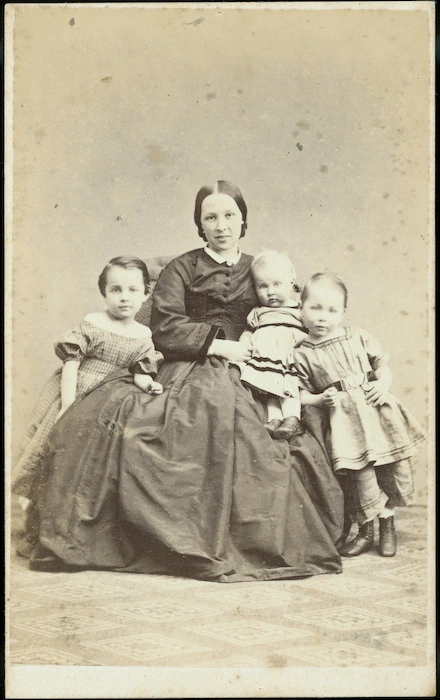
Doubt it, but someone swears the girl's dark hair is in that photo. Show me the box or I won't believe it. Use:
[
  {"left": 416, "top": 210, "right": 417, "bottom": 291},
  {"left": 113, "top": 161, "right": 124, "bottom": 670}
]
[
  {"left": 98, "top": 256, "right": 150, "bottom": 296},
  {"left": 193, "top": 180, "right": 248, "bottom": 241},
  {"left": 301, "top": 272, "right": 348, "bottom": 309}
]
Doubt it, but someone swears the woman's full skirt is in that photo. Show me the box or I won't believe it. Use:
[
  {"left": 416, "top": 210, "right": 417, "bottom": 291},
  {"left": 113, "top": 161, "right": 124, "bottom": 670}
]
[{"left": 34, "top": 357, "right": 343, "bottom": 581}]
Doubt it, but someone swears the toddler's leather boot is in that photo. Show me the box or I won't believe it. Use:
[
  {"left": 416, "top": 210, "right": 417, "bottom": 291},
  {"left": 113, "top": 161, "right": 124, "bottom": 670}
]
[
  {"left": 378, "top": 516, "right": 397, "bottom": 557},
  {"left": 340, "top": 519, "right": 374, "bottom": 557},
  {"left": 274, "top": 417, "right": 303, "bottom": 440},
  {"left": 265, "top": 418, "right": 282, "bottom": 436}
]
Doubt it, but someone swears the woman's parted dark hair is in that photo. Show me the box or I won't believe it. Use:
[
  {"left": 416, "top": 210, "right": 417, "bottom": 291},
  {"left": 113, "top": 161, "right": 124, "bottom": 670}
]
[
  {"left": 194, "top": 180, "right": 248, "bottom": 241},
  {"left": 98, "top": 256, "right": 150, "bottom": 296},
  {"left": 301, "top": 272, "right": 348, "bottom": 309}
]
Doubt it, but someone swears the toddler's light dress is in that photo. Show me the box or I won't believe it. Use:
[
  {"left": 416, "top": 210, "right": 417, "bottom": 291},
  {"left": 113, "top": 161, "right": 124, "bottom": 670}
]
[
  {"left": 240, "top": 305, "right": 307, "bottom": 397},
  {"left": 293, "top": 326, "right": 425, "bottom": 473},
  {"left": 13, "top": 318, "right": 162, "bottom": 497}
]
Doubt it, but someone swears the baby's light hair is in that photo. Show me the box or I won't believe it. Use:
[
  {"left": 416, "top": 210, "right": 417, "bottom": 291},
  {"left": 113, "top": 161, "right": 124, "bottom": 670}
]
[
  {"left": 251, "top": 249, "right": 297, "bottom": 282},
  {"left": 301, "top": 272, "right": 348, "bottom": 309},
  {"left": 98, "top": 256, "right": 150, "bottom": 296}
]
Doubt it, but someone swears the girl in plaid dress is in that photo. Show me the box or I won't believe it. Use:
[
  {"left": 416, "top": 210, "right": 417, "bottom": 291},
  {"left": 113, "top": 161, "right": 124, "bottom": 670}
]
[
  {"left": 294, "top": 272, "right": 425, "bottom": 558},
  {"left": 13, "top": 256, "right": 163, "bottom": 515}
]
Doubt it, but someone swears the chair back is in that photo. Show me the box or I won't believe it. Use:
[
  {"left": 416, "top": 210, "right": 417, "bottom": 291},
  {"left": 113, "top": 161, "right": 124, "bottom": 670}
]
[{"left": 136, "top": 254, "right": 175, "bottom": 327}]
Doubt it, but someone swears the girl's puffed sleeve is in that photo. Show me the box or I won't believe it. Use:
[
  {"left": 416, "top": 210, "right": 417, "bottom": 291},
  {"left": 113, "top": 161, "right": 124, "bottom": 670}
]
[
  {"left": 129, "top": 338, "right": 164, "bottom": 377},
  {"left": 151, "top": 256, "right": 224, "bottom": 360},
  {"left": 245, "top": 307, "right": 260, "bottom": 330},
  {"left": 54, "top": 324, "right": 89, "bottom": 363},
  {"left": 292, "top": 348, "right": 316, "bottom": 392},
  {"left": 356, "top": 328, "right": 390, "bottom": 371}
]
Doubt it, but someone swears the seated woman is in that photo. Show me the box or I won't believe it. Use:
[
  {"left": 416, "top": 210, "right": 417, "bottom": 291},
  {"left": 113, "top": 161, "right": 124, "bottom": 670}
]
[{"left": 30, "top": 180, "right": 344, "bottom": 581}]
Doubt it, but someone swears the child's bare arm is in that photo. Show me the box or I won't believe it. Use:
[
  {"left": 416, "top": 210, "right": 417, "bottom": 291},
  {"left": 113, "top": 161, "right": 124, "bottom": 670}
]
[
  {"left": 56, "top": 360, "right": 80, "bottom": 421},
  {"left": 299, "top": 388, "right": 327, "bottom": 408},
  {"left": 133, "top": 373, "right": 163, "bottom": 395}
]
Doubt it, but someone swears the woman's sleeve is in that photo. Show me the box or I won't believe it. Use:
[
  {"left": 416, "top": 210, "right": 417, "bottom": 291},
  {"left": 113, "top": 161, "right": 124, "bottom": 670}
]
[
  {"left": 54, "top": 324, "right": 89, "bottom": 363},
  {"left": 129, "top": 339, "right": 164, "bottom": 376},
  {"left": 151, "top": 259, "right": 224, "bottom": 360},
  {"left": 357, "top": 328, "right": 390, "bottom": 371}
]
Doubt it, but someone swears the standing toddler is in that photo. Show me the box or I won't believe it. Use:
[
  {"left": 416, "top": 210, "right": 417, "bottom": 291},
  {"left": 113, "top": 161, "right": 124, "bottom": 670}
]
[{"left": 294, "top": 272, "right": 425, "bottom": 557}]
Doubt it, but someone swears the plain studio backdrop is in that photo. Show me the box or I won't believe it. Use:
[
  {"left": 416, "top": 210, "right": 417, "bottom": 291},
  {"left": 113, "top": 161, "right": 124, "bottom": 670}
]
[{"left": 9, "top": 4, "right": 432, "bottom": 500}]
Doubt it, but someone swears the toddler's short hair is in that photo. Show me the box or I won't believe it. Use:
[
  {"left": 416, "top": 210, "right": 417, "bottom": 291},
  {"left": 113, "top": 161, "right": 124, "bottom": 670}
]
[
  {"left": 98, "top": 256, "right": 150, "bottom": 296},
  {"left": 251, "top": 249, "right": 297, "bottom": 281},
  {"left": 301, "top": 272, "right": 348, "bottom": 309}
]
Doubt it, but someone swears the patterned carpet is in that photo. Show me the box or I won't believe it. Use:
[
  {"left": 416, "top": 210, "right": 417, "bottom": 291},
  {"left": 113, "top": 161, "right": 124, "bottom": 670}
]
[{"left": 7, "top": 504, "right": 431, "bottom": 672}]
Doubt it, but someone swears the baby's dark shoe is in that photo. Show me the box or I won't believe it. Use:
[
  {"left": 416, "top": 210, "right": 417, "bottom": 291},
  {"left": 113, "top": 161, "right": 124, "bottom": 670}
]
[
  {"left": 265, "top": 418, "right": 282, "bottom": 437},
  {"left": 340, "top": 519, "right": 374, "bottom": 557},
  {"left": 378, "top": 516, "right": 397, "bottom": 557},
  {"left": 274, "top": 417, "right": 303, "bottom": 440}
]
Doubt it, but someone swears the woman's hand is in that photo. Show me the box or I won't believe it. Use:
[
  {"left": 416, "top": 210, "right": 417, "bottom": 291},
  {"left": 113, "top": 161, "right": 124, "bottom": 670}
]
[
  {"left": 207, "top": 339, "right": 252, "bottom": 363},
  {"left": 134, "top": 373, "right": 163, "bottom": 395}
]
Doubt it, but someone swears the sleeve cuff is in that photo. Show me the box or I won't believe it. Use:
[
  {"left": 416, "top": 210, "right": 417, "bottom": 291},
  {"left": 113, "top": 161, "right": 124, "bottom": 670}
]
[{"left": 198, "top": 325, "right": 225, "bottom": 358}]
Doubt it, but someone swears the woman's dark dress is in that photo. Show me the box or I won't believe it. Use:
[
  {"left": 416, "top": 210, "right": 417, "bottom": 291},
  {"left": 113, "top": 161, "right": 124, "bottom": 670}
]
[{"left": 35, "top": 249, "right": 343, "bottom": 581}]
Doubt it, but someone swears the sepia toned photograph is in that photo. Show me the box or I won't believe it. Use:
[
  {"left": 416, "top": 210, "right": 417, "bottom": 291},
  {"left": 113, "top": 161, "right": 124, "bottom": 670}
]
[{"left": 5, "top": 2, "right": 436, "bottom": 698}]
